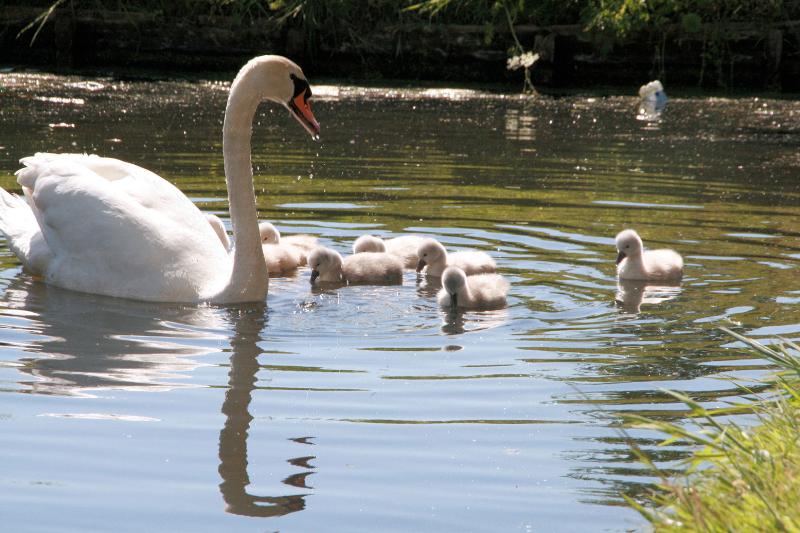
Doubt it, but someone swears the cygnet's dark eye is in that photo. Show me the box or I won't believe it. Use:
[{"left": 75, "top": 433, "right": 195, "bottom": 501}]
[{"left": 625, "top": 245, "right": 630, "bottom": 249}]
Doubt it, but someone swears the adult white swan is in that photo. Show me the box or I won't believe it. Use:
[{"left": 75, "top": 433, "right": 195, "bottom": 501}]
[{"left": 0, "top": 55, "right": 319, "bottom": 303}]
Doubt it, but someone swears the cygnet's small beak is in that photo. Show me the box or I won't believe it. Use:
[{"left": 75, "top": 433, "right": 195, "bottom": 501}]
[
  {"left": 310, "top": 270, "right": 319, "bottom": 284},
  {"left": 615, "top": 251, "right": 626, "bottom": 265},
  {"left": 451, "top": 293, "right": 458, "bottom": 308},
  {"left": 416, "top": 259, "right": 426, "bottom": 273}
]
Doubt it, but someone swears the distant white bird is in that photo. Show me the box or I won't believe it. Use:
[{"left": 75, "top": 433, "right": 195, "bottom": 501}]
[
  {"left": 416, "top": 238, "right": 496, "bottom": 278},
  {"left": 437, "top": 266, "right": 508, "bottom": 310},
  {"left": 615, "top": 229, "right": 683, "bottom": 281},
  {"left": 308, "top": 246, "right": 403, "bottom": 285},
  {"left": 638, "top": 80, "right": 667, "bottom": 119},
  {"left": 353, "top": 234, "right": 425, "bottom": 269},
  {"left": 206, "top": 214, "right": 230, "bottom": 251}
]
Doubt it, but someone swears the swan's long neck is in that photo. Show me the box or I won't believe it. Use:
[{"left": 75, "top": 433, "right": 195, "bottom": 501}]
[{"left": 219, "top": 70, "right": 269, "bottom": 302}]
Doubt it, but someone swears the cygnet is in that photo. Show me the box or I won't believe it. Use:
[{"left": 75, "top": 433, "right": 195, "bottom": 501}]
[
  {"left": 437, "top": 266, "right": 509, "bottom": 310},
  {"left": 615, "top": 229, "right": 683, "bottom": 281},
  {"left": 353, "top": 234, "right": 425, "bottom": 269},
  {"left": 416, "top": 238, "right": 496, "bottom": 277},
  {"left": 308, "top": 246, "right": 403, "bottom": 285},
  {"left": 259, "top": 221, "right": 317, "bottom": 267}
]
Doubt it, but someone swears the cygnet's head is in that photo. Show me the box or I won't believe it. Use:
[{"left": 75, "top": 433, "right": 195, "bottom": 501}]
[
  {"left": 441, "top": 266, "right": 468, "bottom": 307},
  {"left": 416, "top": 238, "right": 447, "bottom": 272},
  {"left": 353, "top": 234, "right": 386, "bottom": 254},
  {"left": 259, "top": 222, "right": 281, "bottom": 244},
  {"left": 307, "top": 246, "right": 343, "bottom": 284},
  {"left": 615, "top": 229, "right": 644, "bottom": 264}
]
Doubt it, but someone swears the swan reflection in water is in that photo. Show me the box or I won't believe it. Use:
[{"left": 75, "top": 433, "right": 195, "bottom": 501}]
[
  {"left": 614, "top": 279, "right": 682, "bottom": 314},
  {"left": 0, "top": 274, "right": 311, "bottom": 518},
  {"left": 0, "top": 276, "right": 220, "bottom": 395},
  {"left": 218, "top": 304, "right": 312, "bottom": 517}
]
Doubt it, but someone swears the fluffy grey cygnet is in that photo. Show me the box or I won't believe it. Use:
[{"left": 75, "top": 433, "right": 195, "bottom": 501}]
[
  {"left": 615, "top": 229, "right": 683, "bottom": 281},
  {"left": 437, "top": 266, "right": 508, "bottom": 310},
  {"left": 308, "top": 246, "right": 404, "bottom": 285},
  {"left": 259, "top": 221, "right": 317, "bottom": 273},
  {"left": 416, "top": 238, "right": 496, "bottom": 277},
  {"left": 353, "top": 234, "right": 425, "bottom": 269}
]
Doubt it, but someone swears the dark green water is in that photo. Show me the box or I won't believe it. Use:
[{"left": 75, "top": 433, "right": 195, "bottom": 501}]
[{"left": 0, "top": 71, "right": 799, "bottom": 532}]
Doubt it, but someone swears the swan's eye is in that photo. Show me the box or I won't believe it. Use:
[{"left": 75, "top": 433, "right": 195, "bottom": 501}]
[{"left": 290, "top": 74, "right": 311, "bottom": 100}]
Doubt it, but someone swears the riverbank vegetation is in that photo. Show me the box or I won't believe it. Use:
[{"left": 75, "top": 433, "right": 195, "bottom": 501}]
[
  {"left": 9, "top": 1, "right": 800, "bottom": 88},
  {"left": 625, "top": 328, "right": 800, "bottom": 531}
]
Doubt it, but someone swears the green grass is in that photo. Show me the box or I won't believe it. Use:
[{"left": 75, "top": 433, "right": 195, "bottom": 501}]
[{"left": 624, "top": 328, "right": 800, "bottom": 532}]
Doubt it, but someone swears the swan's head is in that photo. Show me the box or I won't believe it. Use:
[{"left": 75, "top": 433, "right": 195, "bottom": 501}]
[
  {"left": 416, "top": 238, "right": 446, "bottom": 272},
  {"left": 242, "top": 55, "right": 320, "bottom": 137},
  {"left": 308, "top": 246, "right": 343, "bottom": 284},
  {"left": 615, "top": 229, "right": 644, "bottom": 264},
  {"left": 441, "top": 266, "right": 468, "bottom": 307},
  {"left": 259, "top": 221, "right": 281, "bottom": 244},
  {"left": 353, "top": 234, "right": 386, "bottom": 254}
]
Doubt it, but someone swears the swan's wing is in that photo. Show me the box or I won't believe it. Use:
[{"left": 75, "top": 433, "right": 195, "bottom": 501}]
[
  {"left": 20, "top": 153, "right": 215, "bottom": 237},
  {"left": 15, "top": 153, "right": 229, "bottom": 300}
]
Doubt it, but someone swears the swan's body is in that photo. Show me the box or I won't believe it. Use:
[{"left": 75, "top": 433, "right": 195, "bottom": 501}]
[
  {"left": 615, "top": 229, "right": 683, "bottom": 281},
  {"left": 207, "top": 214, "right": 231, "bottom": 251},
  {"left": 308, "top": 246, "right": 403, "bottom": 285},
  {"left": 437, "top": 266, "right": 508, "bottom": 310},
  {"left": 0, "top": 55, "right": 319, "bottom": 303},
  {"left": 416, "top": 238, "right": 496, "bottom": 278},
  {"left": 259, "top": 221, "right": 317, "bottom": 267},
  {"left": 353, "top": 234, "right": 425, "bottom": 269}
]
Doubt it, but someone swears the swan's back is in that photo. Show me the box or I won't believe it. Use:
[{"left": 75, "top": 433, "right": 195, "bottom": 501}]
[
  {"left": 9, "top": 153, "right": 230, "bottom": 301},
  {"left": 641, "top": 249, "right": 683, "bottom": 280},
  {"left": 353, "top": 235, "right": 386, "bottom": 254},
  {"left": 262, "top": 243, "right": 303, "bottom": 275},
  {"left": 282, "top": 234, "right": 318, "bottom": 255},
  {"left": 466, "top": 273, "right": 509, "bottom": 308},
  {"left": 342, "top": 252, "right": 403, "bottom": 284},
  {"left": 384, "top": 235, "right": 424, "bottom": 269},
  {"left": 449, "top": 250, "right": 496, "bottom": 275}
]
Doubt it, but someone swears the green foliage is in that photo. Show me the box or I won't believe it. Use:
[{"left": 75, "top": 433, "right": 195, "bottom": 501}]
[
  {"left": 624, "top": 328, "right": 800, "bottom": 532},
  {"left": 18, "top": 0, "right": 800, "bottom": 87}
]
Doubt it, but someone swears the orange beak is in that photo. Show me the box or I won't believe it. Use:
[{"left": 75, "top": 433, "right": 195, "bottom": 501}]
[{"left": 289, "top": 92, "right": 320, "bottom": 137}]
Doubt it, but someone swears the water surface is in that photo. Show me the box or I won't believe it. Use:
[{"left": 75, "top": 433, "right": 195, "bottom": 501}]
[{"left": 1, "top": 72, "right": 799, "bottom": 532}]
